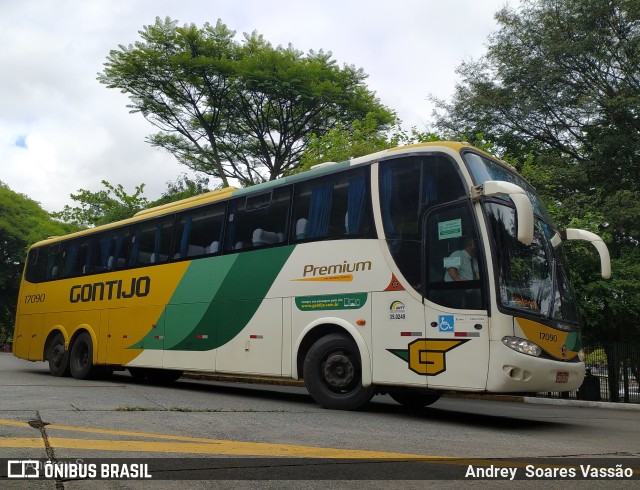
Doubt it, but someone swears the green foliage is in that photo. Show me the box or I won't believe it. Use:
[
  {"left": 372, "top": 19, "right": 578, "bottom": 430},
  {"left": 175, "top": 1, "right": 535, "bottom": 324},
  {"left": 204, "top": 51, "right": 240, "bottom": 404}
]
[
  {"left": 151, "top": 173, "right": 211, "bottom": 207},
  {"left": 298, "top": 112, "right": 442, "bottom": 171},
  {"left": 51, "top": 180, "right": 149, "bottom": 228},
  {"left": 433, "top": 0, "right": 640, "bottom": 344},
  {"left": 52, "top": 174, "right": 215, "bottom": 228},
  {"left": 98, "top": 17, "right": 395, "bottom": 187},
  {"left": 0, "top": 182, "right": 77, "bottom": 340}
]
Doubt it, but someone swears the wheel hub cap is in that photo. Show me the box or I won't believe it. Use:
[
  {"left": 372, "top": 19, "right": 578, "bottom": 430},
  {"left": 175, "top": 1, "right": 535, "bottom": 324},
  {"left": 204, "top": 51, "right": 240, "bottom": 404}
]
[{"left": 323, "top": 353, "right": 355, "bottom": 389}]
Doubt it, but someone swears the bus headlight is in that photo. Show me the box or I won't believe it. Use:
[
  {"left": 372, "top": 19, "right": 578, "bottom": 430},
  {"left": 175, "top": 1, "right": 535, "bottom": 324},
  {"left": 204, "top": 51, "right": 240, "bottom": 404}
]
[{"left": 502, "top": 336, "right": 542, "bottom": 357}]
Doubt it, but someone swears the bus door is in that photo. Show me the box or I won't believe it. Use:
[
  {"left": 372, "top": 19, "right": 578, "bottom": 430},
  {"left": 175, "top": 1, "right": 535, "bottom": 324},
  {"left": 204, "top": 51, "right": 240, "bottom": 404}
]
[{"left": 422, "top": 202, "right": 490, "bottom": 391}]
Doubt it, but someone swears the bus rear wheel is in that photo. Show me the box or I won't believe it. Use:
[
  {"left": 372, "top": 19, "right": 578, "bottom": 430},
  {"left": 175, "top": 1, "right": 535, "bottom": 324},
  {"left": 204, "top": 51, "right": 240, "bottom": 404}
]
[
  {"left": 46, "top": 332, "right": 70, "bottom": 377},
  {"left": 389, "top": 390, "right": 442, "bottom": 409},
  {"left": 303, "top": 333, "right": 375, "bottom": 410},
  {"left": 69, "top": 332, "right": 96, "bottom": 380}
]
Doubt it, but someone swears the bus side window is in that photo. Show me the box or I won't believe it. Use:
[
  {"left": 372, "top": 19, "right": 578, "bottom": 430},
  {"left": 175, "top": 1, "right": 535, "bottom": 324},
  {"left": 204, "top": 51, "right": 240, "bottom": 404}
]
[
  {"left": 97, "top": 228, "right": 130, "bottom": 271},
  {"left": 131, "top": 217, "right": 173, "bottom": 266},
  {"left": 424, "top": 203, "right": 485, "bottom": 310},
  {"left": 225, "top": 188, "right": 291, "bottom": 253},
  {"left": 62, "top": 237, "right": 97, "bottom": 277},
  {"left": 79, "top": 238, "right": 96, "bottom": 275},
  {"left": 46, "top": 244, "right": 65, "bottom": 280},
  {"left": 292, "top": 168, "right": 372, "bottom": 242},
  {"left": 25, "top": 247, "right": 46, "bottom": 283},
  {"left": 173, "top": 203, "right": 225, "bottom": 260}
]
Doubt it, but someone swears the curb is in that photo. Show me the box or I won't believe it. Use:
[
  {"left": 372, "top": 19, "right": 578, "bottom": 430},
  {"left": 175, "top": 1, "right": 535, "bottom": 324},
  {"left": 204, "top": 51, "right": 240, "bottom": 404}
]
[{"left": 521, "top": 396, "right": 640, "bottom": 411}]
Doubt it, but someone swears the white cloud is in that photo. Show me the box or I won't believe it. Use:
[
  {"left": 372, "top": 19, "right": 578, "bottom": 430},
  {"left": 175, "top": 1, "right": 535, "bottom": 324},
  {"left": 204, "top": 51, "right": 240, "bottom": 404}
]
[{"left": 0, "top": 0, "right": 517, "bottom": 212}]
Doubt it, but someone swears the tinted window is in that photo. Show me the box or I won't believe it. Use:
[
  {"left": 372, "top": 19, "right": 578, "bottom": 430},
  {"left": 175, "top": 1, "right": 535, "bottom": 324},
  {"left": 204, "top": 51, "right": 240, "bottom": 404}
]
[
  {"left": 292, "top": 168, "right": 373, "bottom": 242},
  {"left": 379, "top": 155, "right": 466, "bottom": 290},
  {"left": 130, "top": 216, "right": 174, "bottom": 266},
  {"left": 225, "top": 188, "right": 291, "bottom": 252},
  {"left": 173, "top": 203, "right": 225, "bottom": 259},
  {"left": 63, "top": 237, "right": 97, "bottom": 277},
  {"left": 96, "top": 228, "right": 130, "bottom": 272},
  {"left": 424, "top": 202, "right": 485, "bottom": 310}
]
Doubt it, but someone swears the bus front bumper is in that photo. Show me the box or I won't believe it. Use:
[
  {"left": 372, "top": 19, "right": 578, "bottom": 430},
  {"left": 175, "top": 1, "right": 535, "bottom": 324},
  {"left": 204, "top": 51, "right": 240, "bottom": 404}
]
[{"left": 487, "top": 340, "right": 585, "bottom": 393}]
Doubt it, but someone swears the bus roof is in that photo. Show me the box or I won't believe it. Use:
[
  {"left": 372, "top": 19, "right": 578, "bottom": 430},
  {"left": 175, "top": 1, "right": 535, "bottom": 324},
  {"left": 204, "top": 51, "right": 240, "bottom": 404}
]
[{"left": 32, "top": 141, "right": 479, "bottom": 248}]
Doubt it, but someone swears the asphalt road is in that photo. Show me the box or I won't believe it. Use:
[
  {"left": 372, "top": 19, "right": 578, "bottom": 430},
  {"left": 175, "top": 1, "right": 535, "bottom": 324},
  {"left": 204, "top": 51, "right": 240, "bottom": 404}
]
[{"left": 0, "top": 352, "right": 638, "bottom": 489}]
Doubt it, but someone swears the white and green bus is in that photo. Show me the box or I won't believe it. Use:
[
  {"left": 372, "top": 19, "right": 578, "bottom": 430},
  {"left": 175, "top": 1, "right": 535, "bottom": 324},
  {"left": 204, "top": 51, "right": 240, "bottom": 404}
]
[{"left": 13, "top": 142, "right": 610, "bottom": 410}]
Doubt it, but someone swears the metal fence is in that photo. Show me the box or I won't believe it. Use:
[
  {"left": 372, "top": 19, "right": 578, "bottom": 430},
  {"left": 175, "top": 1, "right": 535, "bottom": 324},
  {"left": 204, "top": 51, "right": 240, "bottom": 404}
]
[{"left": 538, "top": 342, "right": 640, "bottom": 404}]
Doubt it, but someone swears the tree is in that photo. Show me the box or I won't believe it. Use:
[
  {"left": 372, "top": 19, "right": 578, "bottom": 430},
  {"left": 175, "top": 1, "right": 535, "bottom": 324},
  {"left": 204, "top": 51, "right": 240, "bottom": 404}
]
[
  {"left": 431, "top": 0, "right": 640, "bottom": 393},
  {"left": 152, "top": 173, "right": 211, "bottom": 207},
  {"left": 0, "top": 182, "right": 76, "bottom": 341},
  {"left": 52, "top": 174, "right": 213, "bottom": 229},
  {"left": 433, "top": 0, "right": 640, "bottom": 191},
  {"left": 51, "top": 180, "right": 149, "bottom": 228},
  {"left": 98, "top": 17, "right": 395, "bottom": 187},
  {"left": 299, "top": 113, "right": 442, "bottom": 170}
]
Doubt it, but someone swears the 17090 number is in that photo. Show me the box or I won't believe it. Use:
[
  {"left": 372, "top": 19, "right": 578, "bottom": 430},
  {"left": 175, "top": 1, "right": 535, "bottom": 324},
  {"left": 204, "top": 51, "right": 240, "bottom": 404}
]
[{"left": 24, "top": 294, "right": 46, "bottom": 304}]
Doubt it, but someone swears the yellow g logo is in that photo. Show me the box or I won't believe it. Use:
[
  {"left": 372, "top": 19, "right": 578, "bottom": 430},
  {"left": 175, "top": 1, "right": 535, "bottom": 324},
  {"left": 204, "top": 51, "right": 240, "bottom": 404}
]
[{"left": 389, "top": 339, "right": 469, "bottom": 376}]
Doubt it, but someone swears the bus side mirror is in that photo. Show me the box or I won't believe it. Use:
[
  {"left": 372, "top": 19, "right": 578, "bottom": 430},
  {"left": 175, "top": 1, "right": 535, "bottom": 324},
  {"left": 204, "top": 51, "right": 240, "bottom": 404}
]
[
  {"left": 563, "top": 229, "right": 611, "bottom": 279},
  {"left": 473, "top": 181, "right": 534, "bottom": 245}
]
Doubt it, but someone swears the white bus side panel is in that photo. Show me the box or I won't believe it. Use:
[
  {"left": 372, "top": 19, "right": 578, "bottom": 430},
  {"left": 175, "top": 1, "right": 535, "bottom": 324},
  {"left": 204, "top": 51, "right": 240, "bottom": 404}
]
[
  {"left": 371, "top": 291, "right": 426, "bottom": 387},
  {"left": 216, "top": 298, "right": 283, "bottom": 376}
]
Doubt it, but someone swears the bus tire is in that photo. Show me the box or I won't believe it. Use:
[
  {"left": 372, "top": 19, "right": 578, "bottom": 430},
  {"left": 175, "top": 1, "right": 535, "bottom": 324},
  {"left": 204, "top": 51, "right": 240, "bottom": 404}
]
[
  {"left": 303, "top": 333, "right": 375, "bottom": 410},
  {"left": 46, "top": 332, "right": 70, "bottom": 377},
  {"left": 69, "top": 332, "right": 96, "bottom": 380},
  {"left": 389, "top": 390, "right": 441, "bottom": 409}
]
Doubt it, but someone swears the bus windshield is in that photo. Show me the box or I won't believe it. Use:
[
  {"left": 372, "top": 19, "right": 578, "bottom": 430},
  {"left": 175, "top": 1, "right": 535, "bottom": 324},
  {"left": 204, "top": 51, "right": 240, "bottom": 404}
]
[
  {"left": 466, "top": 153, "right": 581, "bottom": 325},
  {"left": 464, "top": 151, "right": 552, "bottom": 223}
]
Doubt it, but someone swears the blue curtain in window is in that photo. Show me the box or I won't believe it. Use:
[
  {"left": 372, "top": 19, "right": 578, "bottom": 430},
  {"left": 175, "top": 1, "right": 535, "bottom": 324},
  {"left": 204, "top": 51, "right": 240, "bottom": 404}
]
[
  {"left": 308, "top": 182, "right": 333, "bottom": 238},
  {"left": 130, "top": 229, "right": 140, "bottom": 266},
  {"left": 225, "top": 203, "right": 238, "bottom": 250},
  {"left": 84, "top": 241, "right": 94, "bottom": 273},
  {"left": 63, "top": 243, "right": 78, "bottom": 277},
  {"left": 100, "top": 237, "right": 111, "bottom": 269},
  {"left": 423, "top": 165, "right": 438, "bottom": 205},
  {"left": 380, "top": 166, "right": 395, "bottom": 234},
  {"left": 45, "top": 247, "right": 55, "bottom": 279},
  {"left": 154, "top": 223, "right": 163, "bottom": 255},
  {"left": 347, "top": 174, "right": 366, "bottom": 235},
  {"left": 180, "top": 218, "right": 192, "bottom": 258},
  {"left": 113, "top": 235, "right": 124, "bottom": 269}
]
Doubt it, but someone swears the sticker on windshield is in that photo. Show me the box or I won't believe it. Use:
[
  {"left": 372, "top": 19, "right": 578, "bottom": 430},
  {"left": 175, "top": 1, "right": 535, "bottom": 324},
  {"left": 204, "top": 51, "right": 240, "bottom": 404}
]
[
  {"left": 438, "top": 219, "right": 462, "bottom": 240},
  {"left": 443, "top": 256, "right": 462, "bottom": 269}
]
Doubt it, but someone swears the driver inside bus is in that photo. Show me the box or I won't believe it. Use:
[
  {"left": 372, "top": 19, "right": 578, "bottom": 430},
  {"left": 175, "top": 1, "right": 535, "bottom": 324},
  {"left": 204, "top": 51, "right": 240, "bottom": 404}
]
[{"left": 444, "top": 237, "right": 479, "bottom": 282}]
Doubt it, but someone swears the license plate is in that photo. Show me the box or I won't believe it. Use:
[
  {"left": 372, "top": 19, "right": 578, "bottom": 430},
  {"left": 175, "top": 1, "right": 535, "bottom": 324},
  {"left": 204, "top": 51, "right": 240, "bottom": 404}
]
[{"left": 556, "top": 371, "right": 569, "bottom": 383}]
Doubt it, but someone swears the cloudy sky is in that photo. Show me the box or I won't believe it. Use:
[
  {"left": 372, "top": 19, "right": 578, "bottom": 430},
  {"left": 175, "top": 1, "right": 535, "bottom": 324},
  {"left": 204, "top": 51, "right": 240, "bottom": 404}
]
[{"left": 1, "top": 0, "right": 518, "bottom": 212}]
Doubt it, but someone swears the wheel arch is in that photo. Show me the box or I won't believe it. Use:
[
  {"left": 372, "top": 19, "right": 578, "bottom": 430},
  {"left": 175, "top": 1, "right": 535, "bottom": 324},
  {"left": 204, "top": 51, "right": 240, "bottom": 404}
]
[
  {"left": 293, "top": 318, "right": 372, "bottom": 387},
  {"left": 68, "top": 325, "right": 100, "bottom": 365},
  {"left": 43, "top": 326, "right": 69, "bottom": 360}
]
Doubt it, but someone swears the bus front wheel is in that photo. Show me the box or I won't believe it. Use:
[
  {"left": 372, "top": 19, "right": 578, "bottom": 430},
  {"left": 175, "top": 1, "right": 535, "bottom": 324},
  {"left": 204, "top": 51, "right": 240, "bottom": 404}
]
[
  {"left": 69, "top": 332, "right": 96, "bottom": 380},
  {"left": 46, "top": 332, "right": 70, "bottom": 377},
  {"left": 303, "top": 333, "right": 375, "bottom": 410}
]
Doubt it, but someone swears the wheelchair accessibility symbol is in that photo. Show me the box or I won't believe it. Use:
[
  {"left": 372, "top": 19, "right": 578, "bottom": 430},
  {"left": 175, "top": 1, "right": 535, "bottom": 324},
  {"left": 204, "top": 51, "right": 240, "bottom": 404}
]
[{"left": 438, "top": 315, "right": 454, "bottom": 332}]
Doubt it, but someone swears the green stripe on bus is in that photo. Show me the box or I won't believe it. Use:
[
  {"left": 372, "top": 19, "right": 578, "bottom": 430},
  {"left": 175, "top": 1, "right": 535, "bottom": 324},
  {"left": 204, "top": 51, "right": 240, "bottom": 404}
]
[{"left": 129, "top": 246, "right": 295, "bottom": 352}]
